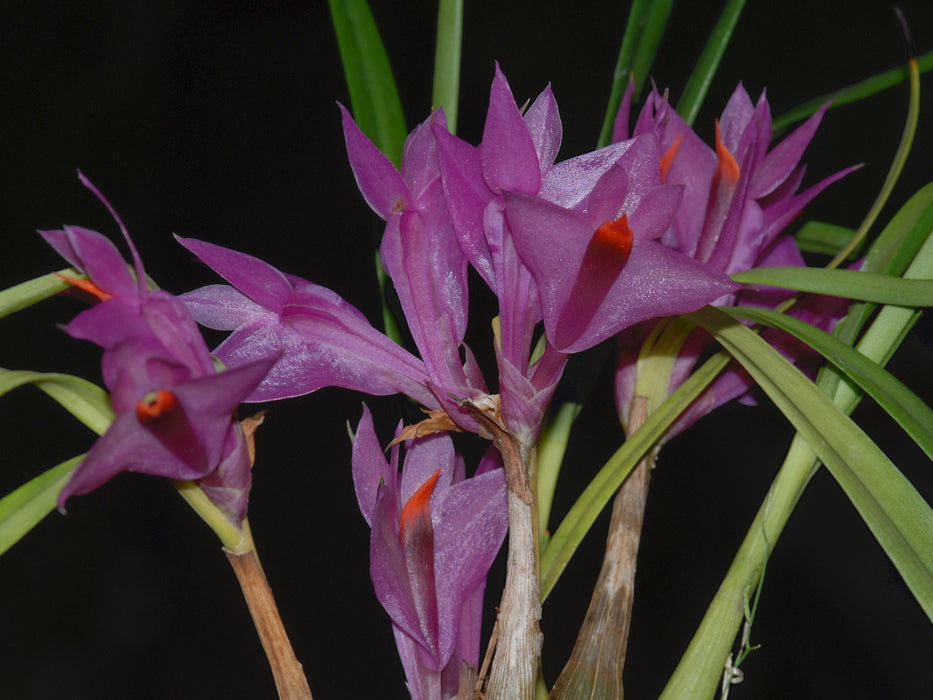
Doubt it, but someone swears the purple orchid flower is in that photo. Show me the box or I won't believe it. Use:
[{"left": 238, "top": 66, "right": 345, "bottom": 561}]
[
  {"left": 177, "top": 236, "right": 441, "bottom": 408},
  {"left": 352, "top": 406, "right": 508, "bottom": 700},
  {"left": 41, "top": 176, "right": 275, "bottom": 522},
  {"left": 433, "top": 65, "right": 737, "bottom": 442},
  {"left": 613, "top": 85, "right": 858, "bottom": 437},
  {"left": 179, "top": 107, "right": 496, "bottom": 433}
]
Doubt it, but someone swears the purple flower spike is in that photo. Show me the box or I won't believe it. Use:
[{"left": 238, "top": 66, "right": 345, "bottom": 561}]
[
  {"left": 352, "top": 406, "right": 508, "bottom": 699},
  {"left": 41, "top": 182, "right": 277, "bottom": 522}
]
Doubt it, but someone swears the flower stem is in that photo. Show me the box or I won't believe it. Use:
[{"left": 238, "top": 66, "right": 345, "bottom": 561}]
[
  {"left": 226, "top": 546, "right": 314, "bottom": 700},
  {"left": 549, "top": 396, "right": 652, "bottom": 699},
  {"left": 485, "top": 440, "right": 542, "bottom": 700}
]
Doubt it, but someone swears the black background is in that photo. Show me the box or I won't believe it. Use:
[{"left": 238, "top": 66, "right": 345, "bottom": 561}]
[{"left": 3, "top": 1, "right": 933, "bottom": 698}]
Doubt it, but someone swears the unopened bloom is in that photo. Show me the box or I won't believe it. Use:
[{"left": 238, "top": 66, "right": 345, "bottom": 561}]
[
  {"left": 41, "top": 177, "right": 274, "bottom": 522},
  {"left": 352, "top": 406, "right": 508, "bottom": 699}
]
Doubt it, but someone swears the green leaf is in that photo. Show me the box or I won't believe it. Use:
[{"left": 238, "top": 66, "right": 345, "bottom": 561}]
[
  {"left": 825, "top": 54, "right": 920, "bottom": 269},
  {"left": 772, "top": 47, "right": 933, "bottom": 132},
  {"left": 820, "top": 186, "right": 933, "bottom": 403},
  {"left": 793, "top": 221, "right": 856, "bottom": 256},
  {"left": 536, "top": 402, "right": 582, "bottom": 547},
  {"left": 0, "top": 368, "right": 114, "bottom": 435},
  {"left": 722, "top": 305, "right": 933, "bottom": 462},
  {"left": 0, "top": 268, "right": 77, "bottom": 320},
  {"left": 540, "top": 352, "right": 729, "bottom": 602},
  {"left": 432, "top": 0, "right": 462, "bottom": 135},
  {"left": 328, "top": 0, "right": 407, "bottom": 166},
  {"left": 597, "top": 0, "right": 675, "bottom": 148},
  {"left": 675, "top": 0, "right": 746, "bottom": 126},
  {"left": 663, "top": 194, "right": 933, "bottom": 699},
  {"left": 0, "top": 455, "right": 82, "bottom": 556},
  {"left": 689, "top": 306, "right": 933, "bottom": 623},
  {"left": 731, "top": 267, "right": 933, "bottom": 306}
]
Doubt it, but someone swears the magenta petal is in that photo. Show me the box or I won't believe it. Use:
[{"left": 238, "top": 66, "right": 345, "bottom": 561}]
[
  {"left": 718, "top": 84, "right": 755, "bottom": 151},
  {"left": 401, "top": 110, "right": 446, "bottom": 200},
  {"left": 480, "top": 65, "right": 541, "bottom": 194},
  {"left": 524, "top": 83, "right": 562, "bottom": 170},
  {"left": 540, "top": 140, "right": 640, "bottom": 210},
  {"left": 181, "top": 284, "right": 268, "bottom": 330},
  {"left": 392, "top": 626, "right": 442, "bottom": 700},
  {"left": 176, "top": 236, "right": 292, "bottom": 313},
  {"left": 433, "top": 468, "right": 508, "bottom": 665},
  {"left": 351, "top": 407, "right": 399, "bottom": 526},
  {"left": 369, "top": 486, "right": 425, "bottom": 647},
  {"left": 59, "top": 414, "right": 204, "bottom": 506},
  {"left": 398, "top": 432, "right": 455, "bottom": 511},
  {"left": 627, "top": 184, "right": 683, "bottom": 242},
  {"left": 433, "top": 124, "right": 498, "bottom": 289},
  {"left": 379, "top": 194, "right": 470, "bottom": 389},
  {"left": 195, "top": 422, "right": 253, "bottom": 524},
  {"left": 39, "top": 226, "right": 137, "bottom": 298},
  {"left": 750, "top": 104, "right": 829, "bottom": 199},
  {"left": 339, "top": 104, "right": 409, "bottom": 219}
]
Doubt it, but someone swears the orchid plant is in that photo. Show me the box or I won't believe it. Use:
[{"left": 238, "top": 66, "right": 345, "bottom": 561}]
[{"left": 3, "top": 1, "right": 933, "bottom": 698}]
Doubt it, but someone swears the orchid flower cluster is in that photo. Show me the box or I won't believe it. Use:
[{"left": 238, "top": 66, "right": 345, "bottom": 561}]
[{"left": 4, "top": 3, "right": 933, "bottom": 699}]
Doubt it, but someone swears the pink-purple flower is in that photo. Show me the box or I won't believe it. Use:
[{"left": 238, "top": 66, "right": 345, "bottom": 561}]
[
  {"left": 41, "top": 177, "right": 275, "bottom": 522},
  {"left": 433, "top": 65, "right": 738, "bottom": 442},
  {"left": 351, "top": 406, "right": 507, "bottom": 699},
  {"left": 613, "top": 85, "right": 858, "bottom": 436}
]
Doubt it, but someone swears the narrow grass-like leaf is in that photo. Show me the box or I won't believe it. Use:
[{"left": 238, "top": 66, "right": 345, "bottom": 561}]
[
  {"left": 537, "top": 401, "right": 582, "bottom": 548},
  {"left": 821, "top": 188, "right": 933, "bottom": 402},
  {"left": 328, "top": 0, "right": 407, "bottom": 166},
  {"left": 0, "top": 268, "right": 76, "bottom": 320},
  {"left": 827, "top": 55, "right": 920, "bottom": 269},
  {"left": 432, "top": 0, "right": 462, "bottom": 135},
  {"left": 0, "top": 368, "right": 113, "bottom": 435},
  {"left": 663, "top": 197, "right": 933, "bottom": 700},
  {"left": 689, "top": 306, "right": 933, "bottom": 622},
  {"left": 722, "top": 305, "right": 933, "bottom": 461},
  {"left": 0, "top": 455, "right": 82, "bottom": 556},
  {"left": 772, "top": 48, "right": 933, "bottom": 132},
  {"left": 676, "top": 0, "right": 746, "bottom": 126},
  {"left": 794, "top": 221, "right": 856, "bottom": 256},
  {"left": 732, "top": 267, "right": 933, "bottom": 306},
  {"left": 540, "top": 352, "right": 730, "bottom": 602},
  {"left": 597, "top": 0, "right": 675, "bottom": 148}
]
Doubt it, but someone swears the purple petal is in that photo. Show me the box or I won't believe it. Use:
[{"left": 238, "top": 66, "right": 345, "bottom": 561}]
[
  {"left": 480, "top": 65, "right": 541, "bottom": 194},
  {"left": 352, "top": 406, "right": 397, "bottom": 526},
  {"left": 401, "top": 110, "right": 445, "bottom": 200},
  {"left": 176, "top": 236, "right": 292, "bottom": 314},
  {"left": 339, "top": 104, "right": 409, "bottom": 219},
  {"left": 540, "top": 139, "right": 640, "bottom": 211},
  {"left": 370, "top": 485, "right": 424, "bottom": 647},
  {"left": 181, "top": 284, "right": 269, "bottom": 331},
  {"left": 524, "top": 83, "right": 562, "bottom": 171},
  {"left": 379, "top": 189, "right": 470, "bottom": 389},
  {"left": 433, "top": 124, "right": 498, "bottom": 290},
  {"left": 196, "top": 422, "right": 253, "bottom": 524},
  {"left": 432, "top": 468, "right": 508, "bottom": 666},
  {"left": 39, "top": 226, "right": 137, "bottom": 298},
  {"left": 718, "top": 84, "right": 755, "bottom": 152},
  {"left": 399, "top": 433, "right": 456, "bottom": 511}
]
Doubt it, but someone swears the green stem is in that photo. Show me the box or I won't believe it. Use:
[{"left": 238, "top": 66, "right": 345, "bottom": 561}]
[{"left": 432, "top": 0, "right": 463, "bottom": 134}]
